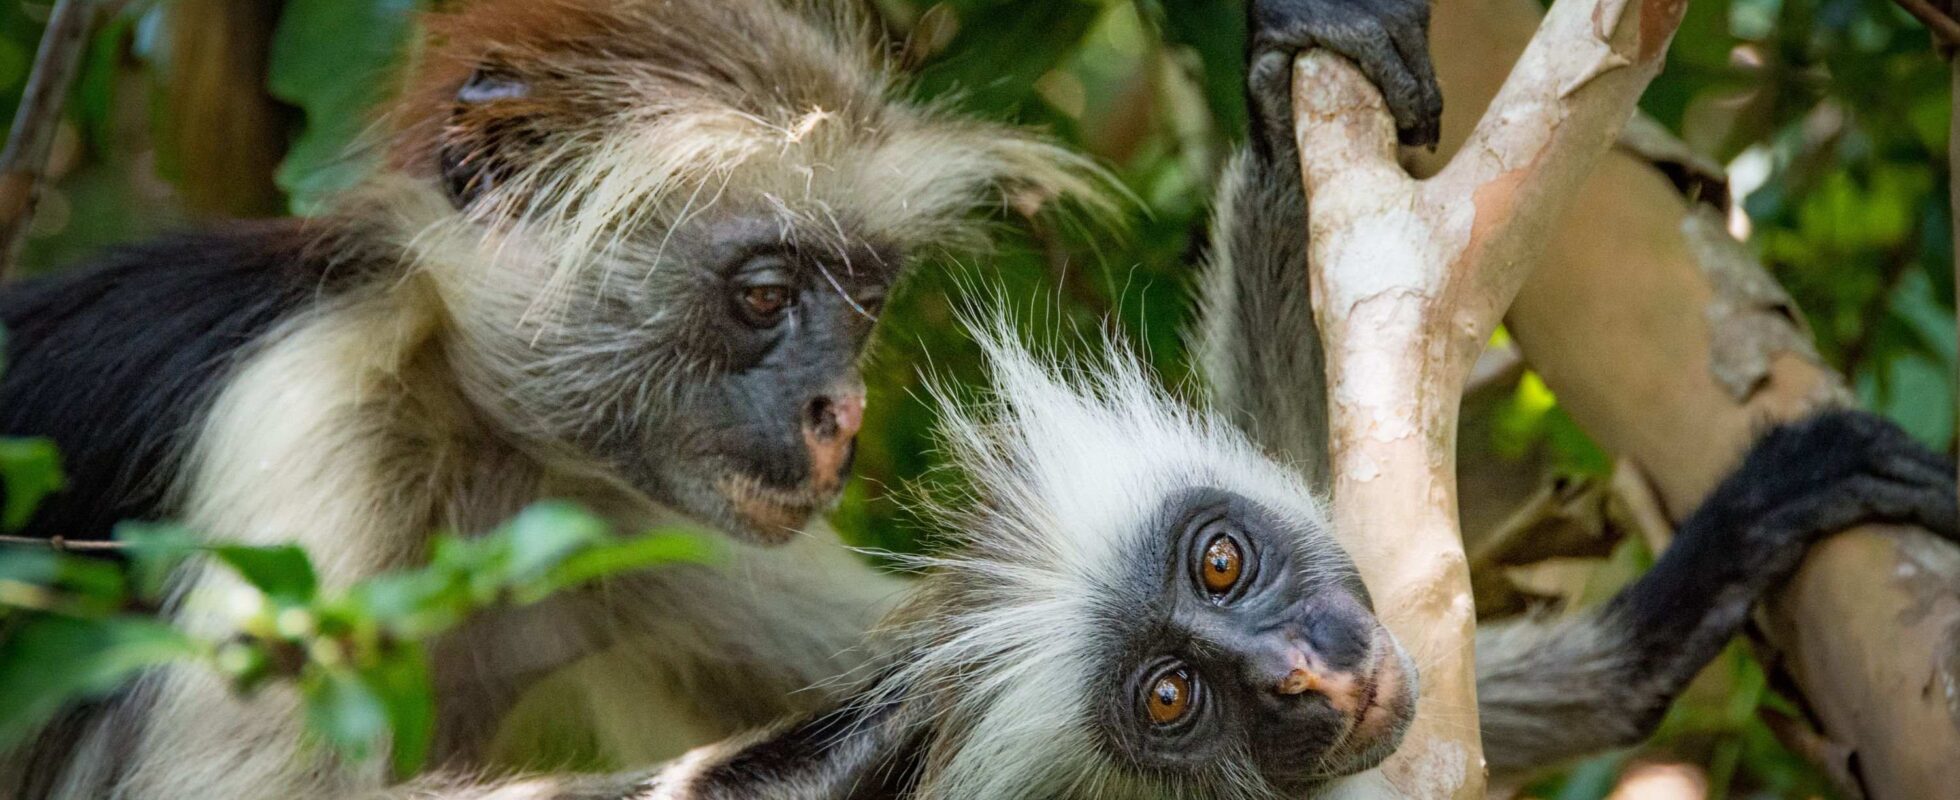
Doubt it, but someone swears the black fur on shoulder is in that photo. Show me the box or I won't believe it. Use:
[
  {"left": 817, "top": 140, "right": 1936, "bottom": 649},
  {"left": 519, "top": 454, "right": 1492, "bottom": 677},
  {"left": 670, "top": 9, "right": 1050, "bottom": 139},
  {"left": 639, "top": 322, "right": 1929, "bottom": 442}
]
[{"left": 0, "top": 219, "right": 382, "bottom": 541}]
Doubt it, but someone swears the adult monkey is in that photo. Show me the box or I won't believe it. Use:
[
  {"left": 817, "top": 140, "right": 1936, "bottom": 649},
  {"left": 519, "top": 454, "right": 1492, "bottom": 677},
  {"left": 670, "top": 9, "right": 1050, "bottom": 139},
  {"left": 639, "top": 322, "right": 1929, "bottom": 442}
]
[{"left": 0, "top": 0, "right": 1109, "bottom": 797}]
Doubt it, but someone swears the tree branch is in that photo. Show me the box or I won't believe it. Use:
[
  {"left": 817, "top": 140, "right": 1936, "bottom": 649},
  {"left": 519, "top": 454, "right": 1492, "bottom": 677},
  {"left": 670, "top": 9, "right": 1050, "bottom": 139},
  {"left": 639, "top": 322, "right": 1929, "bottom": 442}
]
[
  {"left": 1290, "top": 0, "right": 1685, "bottom": 794},
  {"left": 0, "top": 0, "right": 101, "bottom": 280}
]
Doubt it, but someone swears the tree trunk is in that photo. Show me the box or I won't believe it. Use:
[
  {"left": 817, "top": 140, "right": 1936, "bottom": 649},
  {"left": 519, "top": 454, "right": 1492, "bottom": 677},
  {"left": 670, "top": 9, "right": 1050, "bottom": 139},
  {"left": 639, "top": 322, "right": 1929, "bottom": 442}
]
[
  {"left": 1293, "top": 0, "right": 1686, "bottom": 795},
  {"left": 1415, "top": 0, "right": 1960, "bottom": 796}
]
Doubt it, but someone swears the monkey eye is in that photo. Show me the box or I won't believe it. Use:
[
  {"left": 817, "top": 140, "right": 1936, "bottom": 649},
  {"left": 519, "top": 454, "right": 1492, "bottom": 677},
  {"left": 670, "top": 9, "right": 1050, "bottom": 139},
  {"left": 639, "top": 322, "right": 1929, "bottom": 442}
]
[
  {"left": 1142, "top": 665, "right": 1197, "bottom": 727},
  {"left": 1198, "top": 533, "right": 1245, "bottom": 596},
  {"left": 735, "top": 283, "right": 795, "bottom": 327}
]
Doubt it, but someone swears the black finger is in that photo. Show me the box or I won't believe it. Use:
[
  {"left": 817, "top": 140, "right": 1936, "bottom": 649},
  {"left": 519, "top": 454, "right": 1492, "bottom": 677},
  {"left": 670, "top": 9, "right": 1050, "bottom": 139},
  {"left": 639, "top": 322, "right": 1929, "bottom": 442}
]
[
  {"left": 1315, "top": 20, "right": 1428, "bottom": 143},
  {"left": 1387, "top": 21, "right": 1442, "bottom": 147}
]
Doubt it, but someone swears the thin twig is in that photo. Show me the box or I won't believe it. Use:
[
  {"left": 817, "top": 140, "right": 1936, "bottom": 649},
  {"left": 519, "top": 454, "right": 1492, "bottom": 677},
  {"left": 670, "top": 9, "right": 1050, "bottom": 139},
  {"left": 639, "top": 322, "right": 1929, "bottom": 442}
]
[
  {"left": 0, "top": 0, "right": 101, "bottom": 280},
  {"left": 1894, "top": 0, "right": 1960, "bottom": 49},
  {"left": 0, "top": 534, "right": 127, "bottom": 552}
]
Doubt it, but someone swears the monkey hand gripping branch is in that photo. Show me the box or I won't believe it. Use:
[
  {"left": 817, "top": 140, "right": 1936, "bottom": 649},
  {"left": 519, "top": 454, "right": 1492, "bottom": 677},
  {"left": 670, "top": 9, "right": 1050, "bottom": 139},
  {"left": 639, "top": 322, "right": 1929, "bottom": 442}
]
[{"left": 1287, "top": 0, "right": 1688, "bottom": 795}]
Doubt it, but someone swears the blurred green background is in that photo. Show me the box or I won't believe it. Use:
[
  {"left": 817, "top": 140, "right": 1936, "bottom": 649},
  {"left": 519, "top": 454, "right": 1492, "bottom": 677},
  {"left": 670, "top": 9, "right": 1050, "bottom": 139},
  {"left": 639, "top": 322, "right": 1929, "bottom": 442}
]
[{"left": 0, "top": 0, "right": 1951, "bottom": 796}]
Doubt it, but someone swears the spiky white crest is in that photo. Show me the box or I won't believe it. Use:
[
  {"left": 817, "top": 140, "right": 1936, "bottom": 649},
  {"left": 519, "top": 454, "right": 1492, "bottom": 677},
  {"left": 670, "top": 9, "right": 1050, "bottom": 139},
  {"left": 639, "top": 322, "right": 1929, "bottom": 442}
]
[{"left": 879, "top": 317, "right": 1345, "bottom": 799}]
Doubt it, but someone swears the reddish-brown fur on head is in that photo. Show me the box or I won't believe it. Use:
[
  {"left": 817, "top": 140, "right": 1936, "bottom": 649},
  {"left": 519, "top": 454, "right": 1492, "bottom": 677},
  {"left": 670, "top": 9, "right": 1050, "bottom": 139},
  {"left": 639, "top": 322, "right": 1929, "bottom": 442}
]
[
  {"left": 387, "top": 0, "right": 887, "bottom": 184},
  {"left": 366, "top": 0, "right": 1101, "bottom": 270}
]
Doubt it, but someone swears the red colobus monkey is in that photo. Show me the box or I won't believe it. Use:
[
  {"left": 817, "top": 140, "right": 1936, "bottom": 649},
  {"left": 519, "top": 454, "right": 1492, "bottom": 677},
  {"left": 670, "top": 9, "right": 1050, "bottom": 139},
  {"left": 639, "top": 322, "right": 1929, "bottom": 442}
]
[
  {"left": 2, "top": 1, "right": 1097, "bottom": 797},
  {"left": 4, "top": 0, "right": 1951, "bottom": 798}
]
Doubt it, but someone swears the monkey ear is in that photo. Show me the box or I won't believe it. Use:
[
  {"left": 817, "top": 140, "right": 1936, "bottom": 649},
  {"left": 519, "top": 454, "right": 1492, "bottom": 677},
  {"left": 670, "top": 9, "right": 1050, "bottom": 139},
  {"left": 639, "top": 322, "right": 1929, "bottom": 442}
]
[
  {"left": 438, "top": 64, "right": 532, "bottom": 209},
  {"left": 457, "top": 65, "right": 528, "bottom": 104}
]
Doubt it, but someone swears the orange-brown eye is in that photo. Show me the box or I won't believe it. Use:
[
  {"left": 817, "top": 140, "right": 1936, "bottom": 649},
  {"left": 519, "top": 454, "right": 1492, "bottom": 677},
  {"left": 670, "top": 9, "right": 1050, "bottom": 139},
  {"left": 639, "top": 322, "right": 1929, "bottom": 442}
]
[
  {"left": 1200, "top": 535, "right": 1243, "bottom": 594},
  {"left": 1145, "top": 668, "right": 1194, "bottom": 726},
  {"left": 739, "top": 284, "right": 793, "bottom": 325}
]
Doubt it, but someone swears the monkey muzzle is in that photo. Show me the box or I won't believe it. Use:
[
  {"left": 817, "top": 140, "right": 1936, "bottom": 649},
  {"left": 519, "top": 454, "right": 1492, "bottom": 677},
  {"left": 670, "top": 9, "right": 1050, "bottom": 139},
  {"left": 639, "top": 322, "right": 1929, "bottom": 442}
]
[
  {"left": 1249, "top": 605, "right": 1418, "bottom": 775},
  {"left": 715, "top": 388, "right": 866, "bottom": 542}
]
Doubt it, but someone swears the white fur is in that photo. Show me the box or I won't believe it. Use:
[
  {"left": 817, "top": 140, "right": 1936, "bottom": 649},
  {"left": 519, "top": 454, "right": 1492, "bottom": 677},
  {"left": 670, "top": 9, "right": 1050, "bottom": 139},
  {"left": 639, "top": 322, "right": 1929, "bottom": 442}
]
[{"left": 884, "top": 319, "right": 1348, "bottom": 799}]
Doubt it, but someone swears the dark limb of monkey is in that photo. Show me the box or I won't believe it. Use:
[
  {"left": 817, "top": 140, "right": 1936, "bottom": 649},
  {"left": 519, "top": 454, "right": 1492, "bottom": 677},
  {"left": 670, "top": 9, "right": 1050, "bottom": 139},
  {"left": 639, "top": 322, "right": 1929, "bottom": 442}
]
[{"left": 1475, "top": 411, "right": 1958, "bottom": 778}]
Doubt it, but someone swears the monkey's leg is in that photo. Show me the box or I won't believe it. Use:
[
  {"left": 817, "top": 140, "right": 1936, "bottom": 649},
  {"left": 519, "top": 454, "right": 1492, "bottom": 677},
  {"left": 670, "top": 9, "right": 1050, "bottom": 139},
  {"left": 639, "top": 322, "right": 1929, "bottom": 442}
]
[{"left": 1474, "top": 410, "right": 1958, "bottom": 780}]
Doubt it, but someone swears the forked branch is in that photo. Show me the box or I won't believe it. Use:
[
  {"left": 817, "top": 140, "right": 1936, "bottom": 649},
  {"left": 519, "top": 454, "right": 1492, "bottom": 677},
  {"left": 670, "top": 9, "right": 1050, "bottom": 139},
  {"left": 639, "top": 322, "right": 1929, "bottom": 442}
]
[{"left": 1288, "top": 0, "right": 1686, "bottom": 795}]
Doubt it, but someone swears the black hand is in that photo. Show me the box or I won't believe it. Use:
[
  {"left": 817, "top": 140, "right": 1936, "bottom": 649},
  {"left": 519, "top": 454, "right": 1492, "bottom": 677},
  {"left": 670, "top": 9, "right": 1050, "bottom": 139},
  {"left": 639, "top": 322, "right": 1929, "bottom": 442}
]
[{"left": 1247, "top": 0, "right": 1442, "bottom": 155}]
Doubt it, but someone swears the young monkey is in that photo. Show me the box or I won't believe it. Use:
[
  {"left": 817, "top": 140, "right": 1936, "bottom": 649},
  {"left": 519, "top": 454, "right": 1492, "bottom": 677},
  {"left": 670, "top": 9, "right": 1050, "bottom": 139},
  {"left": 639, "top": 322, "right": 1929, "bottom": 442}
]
[{"left": 404, "top": 326, "right": 1955, "bottom": 800}]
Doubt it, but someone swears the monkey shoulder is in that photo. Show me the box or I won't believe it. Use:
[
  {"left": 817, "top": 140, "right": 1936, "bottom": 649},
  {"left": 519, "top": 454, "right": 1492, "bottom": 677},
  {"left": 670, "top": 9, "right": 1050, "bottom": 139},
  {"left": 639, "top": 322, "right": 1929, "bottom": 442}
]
[{"left": 0, "top": 220, "right": 389, "bottom": 540}]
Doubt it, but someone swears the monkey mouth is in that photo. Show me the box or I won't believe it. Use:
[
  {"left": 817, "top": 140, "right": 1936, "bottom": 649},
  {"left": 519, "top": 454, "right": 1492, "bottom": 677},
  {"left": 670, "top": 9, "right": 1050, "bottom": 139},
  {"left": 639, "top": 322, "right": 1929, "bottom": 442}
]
[
  {"left": 714, "top": 470, "right": 844, "bottom": 544},
  {"left": 1322, "top": 635, "right": 1412, "bottom": 770}
]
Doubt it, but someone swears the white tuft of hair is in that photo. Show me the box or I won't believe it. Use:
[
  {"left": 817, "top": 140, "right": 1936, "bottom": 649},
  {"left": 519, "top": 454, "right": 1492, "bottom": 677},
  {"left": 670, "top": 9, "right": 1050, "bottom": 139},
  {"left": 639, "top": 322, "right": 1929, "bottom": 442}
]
[{"left": 881, "top": 314, "right": 1342, "bottom": 799}]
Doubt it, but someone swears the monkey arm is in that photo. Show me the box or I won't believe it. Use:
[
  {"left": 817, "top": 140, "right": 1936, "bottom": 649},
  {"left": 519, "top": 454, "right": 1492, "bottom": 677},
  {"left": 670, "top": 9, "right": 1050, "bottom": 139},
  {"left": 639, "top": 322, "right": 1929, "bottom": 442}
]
[
  {"left": 1474, "top": 411, "right": 1958, "bottom": 781},
  {"left": 1190, "top": 149, "right": 1330, "bottom": 490},
  {"left": 1192, "top": 0, "right": 1443, "bottom": 490}
]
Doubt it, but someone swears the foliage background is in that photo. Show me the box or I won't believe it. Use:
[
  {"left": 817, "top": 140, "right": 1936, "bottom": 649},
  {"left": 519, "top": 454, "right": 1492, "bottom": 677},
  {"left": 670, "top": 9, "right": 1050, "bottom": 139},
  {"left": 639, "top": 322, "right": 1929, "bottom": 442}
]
[{"left": 0, "top": 0, "right": 1951, "bottom": 796}]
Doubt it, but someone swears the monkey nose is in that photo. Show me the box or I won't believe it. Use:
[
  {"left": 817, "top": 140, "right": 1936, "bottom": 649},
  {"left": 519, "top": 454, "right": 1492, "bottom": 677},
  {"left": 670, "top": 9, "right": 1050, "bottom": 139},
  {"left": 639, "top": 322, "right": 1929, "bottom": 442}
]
[
  {"left": 1274, "top": 647, "right": 1324, "bottom": 696},
  {"left": 804, "top": 392, "right": 865, "bottom": 443},
  {"left": 1265, "top": 641, "right": 1369, "bottom": 716}
]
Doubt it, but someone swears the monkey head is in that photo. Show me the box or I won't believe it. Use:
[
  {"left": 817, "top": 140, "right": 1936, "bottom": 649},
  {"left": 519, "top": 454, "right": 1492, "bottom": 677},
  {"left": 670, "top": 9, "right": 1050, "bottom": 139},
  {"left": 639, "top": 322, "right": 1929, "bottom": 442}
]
[
  {"left": 362, "top": 0, "right": 1098, "bottom": 543},
  {"left": 877, "top": 323, "right": 1417, "bottom": 797},
  {"left": 1094, "top": 487, "right": 1417, "bottom": 789}
]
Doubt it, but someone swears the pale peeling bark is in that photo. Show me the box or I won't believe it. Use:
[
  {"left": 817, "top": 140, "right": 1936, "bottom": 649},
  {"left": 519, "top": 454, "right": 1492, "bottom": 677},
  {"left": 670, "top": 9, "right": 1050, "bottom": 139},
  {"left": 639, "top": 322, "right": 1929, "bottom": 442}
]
[
  {"left": 1400, "top": 0, "right": 1960, "bottom": 793},
  {"left": 1290, "top": 0, "right": 1685, "bottom": 795}
]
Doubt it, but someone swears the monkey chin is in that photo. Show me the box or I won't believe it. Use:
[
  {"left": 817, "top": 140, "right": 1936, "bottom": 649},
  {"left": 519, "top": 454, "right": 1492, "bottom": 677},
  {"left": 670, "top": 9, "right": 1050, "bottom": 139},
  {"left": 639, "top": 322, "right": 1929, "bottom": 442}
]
[
  {"left": 712, "top": 471, "right": 844, "bottom": 546},
  {"left": 1321, "top": 635, "right": 1420, "bottom": 777}
]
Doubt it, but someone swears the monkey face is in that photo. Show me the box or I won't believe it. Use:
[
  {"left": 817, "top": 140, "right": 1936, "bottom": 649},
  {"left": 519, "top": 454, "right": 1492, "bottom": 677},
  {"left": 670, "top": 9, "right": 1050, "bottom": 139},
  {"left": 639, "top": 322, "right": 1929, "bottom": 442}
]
[
  {"left": 1094, "top": 488, "right": 1418, "bottom": 790},
  {"left": 635, "top": 218, "right": 895, "bottom": 543},
  {"left": 443, "top": 210, "right": 898, "bottom": 545}
]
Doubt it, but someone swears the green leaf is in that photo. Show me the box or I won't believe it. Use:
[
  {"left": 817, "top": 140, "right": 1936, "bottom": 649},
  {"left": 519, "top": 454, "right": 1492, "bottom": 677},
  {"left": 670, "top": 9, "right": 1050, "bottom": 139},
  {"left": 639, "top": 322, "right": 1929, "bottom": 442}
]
[
  {"left": 114, "top": 522, "right": 203, "bottom": 600},
  {"left": 0, "top": 437, "right": 64, "bottom": 532},
  {"left": 0, "top": 616, "right": 201, "bottom": 749},
  {"left": 210, "top": 545, "right": 319, "bottom": 604},
  {"left": 914, "top": 0, "right": 1102, "bottom": 117},
  {"left": 537, "top": 531, "right": 718, "bottom": 596},
  {"left": 364, "top": 649, "right": 435, "bottom": 778},
  {"left": 500, "top": 501, "right": 612, "bottom": 580},
  {"left": 302, "top": 669, "right": 390, "bottom": 763},
  {"left": 1860, "top": 352, "right": 1955, "bottom": 449},
  {"left": 267, "top": 0, "right": 424, "bottom": 213},
  {"left": 1146, "top": 0, "right": 1248, "bottom": 138}
]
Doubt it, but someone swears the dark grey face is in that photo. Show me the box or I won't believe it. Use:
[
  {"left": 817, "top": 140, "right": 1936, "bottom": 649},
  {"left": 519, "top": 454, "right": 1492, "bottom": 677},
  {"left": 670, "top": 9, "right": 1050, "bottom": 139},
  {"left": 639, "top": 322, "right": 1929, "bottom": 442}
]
[
  {"left": 469, "top": 208, "right": 898, "bottom": 546},
  {"left": 1095, "top": 488, "right": 1416, "bottom": 790},
  {"left": 616, "top": 215, "right": 895, "bottom": 544},
  {"left": 437, "top": 67, "right": 899, "bottom": 546}
]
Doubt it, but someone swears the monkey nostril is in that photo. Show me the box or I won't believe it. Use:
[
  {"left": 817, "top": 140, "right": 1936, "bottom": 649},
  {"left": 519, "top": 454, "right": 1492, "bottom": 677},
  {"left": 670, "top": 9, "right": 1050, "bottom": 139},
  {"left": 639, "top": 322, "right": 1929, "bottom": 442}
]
[
  {"left": 1272, "top": 646, "right": 1325, "bottom": 697},
  {"left": 803, "top": 394, "right": 866, "bottom": 442},
  {"left": 1276, "top": 665, "right": 1321, "bottom": 696}
]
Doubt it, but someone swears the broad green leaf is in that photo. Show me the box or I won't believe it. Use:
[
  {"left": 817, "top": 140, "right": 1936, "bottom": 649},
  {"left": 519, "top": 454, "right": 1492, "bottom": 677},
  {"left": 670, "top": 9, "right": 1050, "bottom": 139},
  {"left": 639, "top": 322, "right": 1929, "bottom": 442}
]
[
  {"left": 303, "top": 669, "right": 390, "bottom": 763},
  {"left": 210, "top": 545, "right": 319, "bottom": 604},
  {"left": 267, "top": 0, "right": 424, "bottom": 213},
  {"left": 1145, "top": 0, "right": 1248, "bottom": 137},
  {"left": 364, "top": 649, "right": 435, "bottom": 778},
  {"left": 914, "top": 0, "right": 1101, "bottom": 117},
  {"left": 501, "top": 501, "right": 612, "bottom": 580},
  {"left": 1860, "top": 352, "right": 1955, "bottom": 449},
  {"left": 114, "top": 522, "right": 203, "bottom": 600},
  {"left": 0, "top": 616, "right": 201, "bottom": 748},
  {"left": 537, "top": 531, "right": 718, "bottom": 596},
  {"left": 0, "top": 437, "right": 65, "bottom": 532},
  {"left": 0, "top": 548, "right": 61, "bottom": 586}
]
